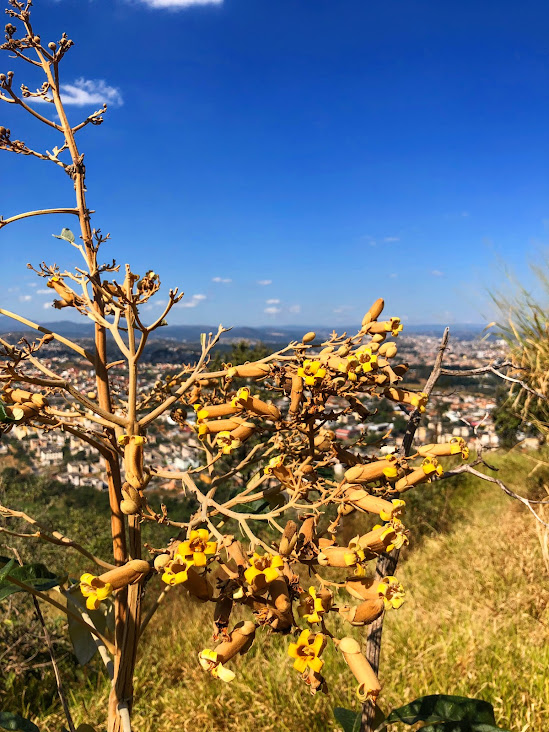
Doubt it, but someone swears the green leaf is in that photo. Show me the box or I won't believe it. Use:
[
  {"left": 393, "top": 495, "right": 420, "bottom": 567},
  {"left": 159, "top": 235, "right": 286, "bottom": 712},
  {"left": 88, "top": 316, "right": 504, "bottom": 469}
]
[
  {"left": 334, "top": 708, "right": 361, "bottom": 732},
  {"left": 420, "top": 724, "right": 510, "bottom": 732},
  {"left": 335, "top": 706, "right": 385, "bottom": 732},
  {"left": 0, "top": 557, "right": 62, "bottom": 601},
  {"left": 67, "top": 596, "right": 110, "bottom": 666},
  {"left": 0, "top": 400, "right": 16, "bottom": 424},
  {"left": 53, "top": 228, "right": 75, "bottom": 243},
  {"left": 377, "top": 695, "right": 497, "bottom": 730},
  {"left": 0, "top": 559, "right": 16, "bottom": 584},
  {"left": 0, "top": 711, "right": 40, "bottom": 731}
]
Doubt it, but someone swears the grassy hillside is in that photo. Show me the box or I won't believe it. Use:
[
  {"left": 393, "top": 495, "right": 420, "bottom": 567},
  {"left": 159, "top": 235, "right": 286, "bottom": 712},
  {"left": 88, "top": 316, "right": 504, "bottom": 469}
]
[{"left": 3, "top": 452, "right": 548, "bottom": 732}]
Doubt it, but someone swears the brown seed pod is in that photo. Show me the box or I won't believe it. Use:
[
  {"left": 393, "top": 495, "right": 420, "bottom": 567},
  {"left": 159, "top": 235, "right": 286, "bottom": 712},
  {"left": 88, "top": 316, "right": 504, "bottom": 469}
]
[
  {"left": 289, "top": 374, "right": 304, "bottom": 415},
  {"left": 214, "top": 620, "right": 256, "bottom": 664},
  {"left": 182, "top": 566, "right": 213, "bottom": 602},
  {"left": 223, "top": 536, "right": 247, "bottom": 568},
  {"left": 279, "top": 520, "right": 298, "bottom": 556},
  {"left": 302, "top": 331, "right": 316, "bottom": 343},
  {"left": 338, "top": 637, "right": 381, "bottom": 701},
  {"left": 269, "top": 577, "right": 291, "bottom": 613}
]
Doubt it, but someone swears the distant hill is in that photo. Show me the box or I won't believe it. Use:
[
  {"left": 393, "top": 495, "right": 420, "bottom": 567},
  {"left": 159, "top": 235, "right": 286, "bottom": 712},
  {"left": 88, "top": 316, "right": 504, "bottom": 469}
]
[{"left": 0, "top": 319, "right": 488, "bottom": 345}]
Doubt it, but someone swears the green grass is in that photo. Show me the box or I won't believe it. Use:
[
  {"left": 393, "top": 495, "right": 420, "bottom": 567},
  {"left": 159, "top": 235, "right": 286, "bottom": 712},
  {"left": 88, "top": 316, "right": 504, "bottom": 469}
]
[{"left": 3, "top": 452, "right": 549, "bottom": 732}]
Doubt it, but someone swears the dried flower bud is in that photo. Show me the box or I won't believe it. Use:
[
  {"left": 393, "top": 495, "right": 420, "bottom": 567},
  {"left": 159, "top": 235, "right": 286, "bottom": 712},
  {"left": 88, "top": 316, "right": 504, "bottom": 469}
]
[
  {"left": 338, "top": 637, "right": 381, "bottom": 701},
  {"left": 302, "top": 331, "right": 316, "bottom": 343}
]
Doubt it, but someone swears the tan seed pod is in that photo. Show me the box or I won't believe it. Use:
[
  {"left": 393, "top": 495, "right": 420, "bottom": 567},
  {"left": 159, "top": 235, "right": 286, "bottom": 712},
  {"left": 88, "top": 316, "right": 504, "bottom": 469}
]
[
  {"left": 153, "top": 554, "right": 171, "bottom": 571},
  {"left": 378, "top": 342, "right": 397, "bottom": 358},
  {"left": 230, "top": 423, "right": 255, "bottom": 442},
  {"left": 97, "top": 559, "right": 150, "bottom": 590},
  {"left": 338, "top": 637, "right": 381, "bottom": 701},
  {"left": 317, "top": 546, "right": 350, "bottom": 568},
  {"left": 339, "top": 598, "right": 384, "bottom": 626},
  {"left": 302, "top": 331, "right": 316, "bottom": 343},
  {"left": 120, "top": 499, "right": 140, "bottom": 515},
  {"left": 196, "top": 403, "right": 242, "bottom": 421},
  {"left": 197, "top": 418, "right": 242, "bottom": 435},
  {"left": 361, "top": 298, "right": 385, "bottom": 326},
  {"left": 344, "top": 459, "right": 398, "bottom": 484},
  {"left": 11, "top": 403, "right": 38, "bottom": 420},
  {"left": 224, "top": 536, "right": 248, "bottom": 568},
  {"left": 279, "top": 520, "right": 298, "bottom": 556},
  {"left": 225, "top": 363, "right": 271, "bottom": 379}
]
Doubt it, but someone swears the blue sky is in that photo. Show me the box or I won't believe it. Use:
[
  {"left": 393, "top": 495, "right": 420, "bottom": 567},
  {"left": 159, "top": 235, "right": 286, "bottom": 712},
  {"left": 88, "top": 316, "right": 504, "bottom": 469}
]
[{"left": 0, "top": 0, "right": 548, "bottom": 328}]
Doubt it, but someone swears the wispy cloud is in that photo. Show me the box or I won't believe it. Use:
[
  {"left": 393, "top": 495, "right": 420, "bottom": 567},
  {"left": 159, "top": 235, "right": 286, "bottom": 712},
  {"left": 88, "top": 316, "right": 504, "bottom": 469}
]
[
  {"left": 288, "top": 304, "right": 301, "bottom": 314},
  {"left": 384, "top": 236, "right": 400, "bottom": 243},
  {"left": 43, "top": 302, "right": 53, "bottom": 309},
  {"left": 179, "top": 293, "right": 207, "bottom": 308},
  {"left": 139, "top": 0, "right": 223, "bottom": 8},
  {"left": 34, "top": 78, "right": 123, "bottom": 107},
  {"left": 431, "top": 270, "right": 444, "bottom": 277},
  {"left": 36, "top": 289, "right": 50, "bottom": 295},
  {"left": 212, "top": 276, "right": 232, "bottom": 283},
  {"left": 19, "top": 295, "right": 32, "bottom": 302},
  {"left": 257, "top": 279, "right": 272, "bottom": 286},
  {"left": 333, "top": 305, "right": 353, "bottom": 314},
  {"left": 266, "top": 298, "right": 280, "bottom": 305},
  {"left": 264, "top": 306, "right": 281, "bottom": 315},
  {"left": 389, "top": 273, "right": 398, "bottom": 278}
]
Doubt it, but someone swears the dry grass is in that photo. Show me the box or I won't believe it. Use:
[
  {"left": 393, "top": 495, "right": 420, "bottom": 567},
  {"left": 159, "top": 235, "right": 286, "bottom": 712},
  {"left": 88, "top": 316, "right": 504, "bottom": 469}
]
[{"left": 33, "top": 454, "right": 549, "bottom": 731}]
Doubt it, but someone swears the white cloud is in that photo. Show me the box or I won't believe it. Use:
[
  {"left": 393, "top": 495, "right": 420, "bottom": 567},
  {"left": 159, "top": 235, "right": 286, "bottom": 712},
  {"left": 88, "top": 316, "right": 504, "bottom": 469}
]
[
  {"left": 431, "top": 270, "right": 444, "bottom": 277},
  {"left": 389, "top": 273, "right": 398, "bottom": 278},
  {"left": 37, "top": 289, "right": 50, "bottom": 295},
  {"left": 179, "top": 293, "right": 206, "bottom": 308},
  {"left": 43, "top": 302, "right": 53, "bottom": 309},
  {"left": 212, "top": 276, "right": 232, "bottom": 283},
  {"left": 384, "top": 237, "right": 400, "bottom": 243},
  {"left": 28, "top": 282, "right": 37, "bottom": 288},
  {"left": 19, "top": 295, "right": 32, "bottom": 302},
  {"left": 34, "top": 78, "right": 123, "bottom": 107},
  {"left": 139, "top": 0, "right": 223, "bottom": 7},
  {"left": 333, "top": 305, "right": 353, "bottom": 314},
  {"left": 266, "top": 298, "right": 280, "bottom": 305},
  {"left": 264, "top": 306, "right": 281, "bottom": 315},
  {"left": 257, "top": 279, "right": 272, "bottom": 286},
  {"left": 288, "top": 304, "right": 301, "bottom": 314}
]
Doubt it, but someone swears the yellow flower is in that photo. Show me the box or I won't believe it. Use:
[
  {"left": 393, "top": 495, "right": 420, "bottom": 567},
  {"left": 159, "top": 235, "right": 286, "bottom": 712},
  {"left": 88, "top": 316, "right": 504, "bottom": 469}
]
[
  {"left": 264, "top": 455, "right": 284, "bottom": 474},
  {"left": 80, "top": 572, "right": 113, "bottom": 610},
  {"left": 177, "top": 529, "right": 218, "bottom": 568},
  {"left": 370, "top": 519, "right": 409, "bottom": 552},
  {"left": 377, "top": 576, "right": 405, "bottom": 610},
  {"left": 288, "top": 630, "right": 326, "bottom": 674},
  {"left": 198, "top": 649, "right": 236, "bottom": 683},
  {"left": 355, "top": 346, "right": 378, "bottom": 373},
  {"left": 298, "top": 587, "right": 326, "bottom": 624},
  {"left": 297, "top": 360, "right": 326, "bottom": 387},
  {"left": 382, "top": 452, "right": 399, "bottom": 479},
  {"left": 421, "top": 456, "right": 443, "bottom": 476},
  {"left": 215, "top": 431, "right": 241, "bottom": 454},
  {"left": 379, "top": 498, "right": 406, "bottom": 522},
  {"left": 389, "top": 317, "right": 403, "bottom": 337},
  {"left": 411, "top": 391, "right": 428, "bottom": 413},
  {"left": 161, "top": 558, "right": 192, "bottom": 585},
  {"left": 344, "top": 536, "right": 368, "bottom": 575},
  {"left": 244, "top": 552, "right": 284, "bottom": 588},
  {"left": 230, "top": 387, "right": 251, "bottom": 408},
  {"left": 450, "top": 436, "right": 469, "bottom": 459}
]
